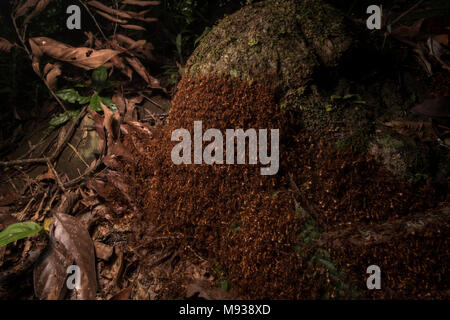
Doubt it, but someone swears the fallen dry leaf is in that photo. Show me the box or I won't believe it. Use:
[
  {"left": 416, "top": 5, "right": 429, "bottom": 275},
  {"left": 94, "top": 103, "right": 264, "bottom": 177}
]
[
  {"left": 88, "top": 1, "right": 133, "bottom": 19},
  {"left": 24, "top": 0, "right": 51, "bottom": 25},
  {"left": 122, "top": 0, "right": 160, "bottom": 6},
  {"left": 94, "top": 241, "right": 114, "bottom": 261},
  {"left": 392, "top": 18, "right": 424, "bottom": 39},
  {"left": 383, "top": 120, "right": 436, "bottom": 142},
  {"left": 411, "top": 97, "right": 450, "bottom": 118},
  {"left": 44, "top": 63, "right": 62, "bottom": 90},
  {"left": 0, "top": 37, "right": 15, "bottom": 53},
  {"left": 29, "top": 37, "right": 119, "bottom": 70},
  {"left": 34, "top": 212, "right": 97, "bottom": 300},
  {"left": 15, "top": 0, "right": 39, "bottom": 18},
  {"left": 120, "top": 24, "right": 146, "bottom": 31},
  {"left": 125, "top": 56, "right": 161, "bottom": 88}
]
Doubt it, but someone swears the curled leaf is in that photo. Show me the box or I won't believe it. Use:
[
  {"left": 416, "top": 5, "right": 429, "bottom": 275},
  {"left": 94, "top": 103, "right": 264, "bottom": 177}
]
[
  {"left": 29, "top": 37, "right": 119, "bottom": 70},
  {"left": 122, "top": 0, "right": 160, "bottom": 6},
  {"left": 34, "top": 213, "right": 97, "bottom": 300},
  {"left": 120, "top": 24, "right": 146, "bottom": 31},
  {"left": 125, "top": 56, "right": 161, "bottom": 88},
  {"left": 0, "top": 37, "right": 15, "bottom": 53},
  {"left": 24, "top": 0, "right": 51, "bottom": 25}
]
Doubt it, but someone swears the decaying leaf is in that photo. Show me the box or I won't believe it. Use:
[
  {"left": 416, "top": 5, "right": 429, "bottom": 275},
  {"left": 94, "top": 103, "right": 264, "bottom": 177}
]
[
  {"left": 411, "top": 97, "right": 450, "bottom": 118},
  {"left": 34, "top": 212, "right": 97, "bottom": 300},
  {"left": 93, "top": 241, "right": 113, "bottom": 261},
  {"left": 111, "top": 56, "right": 133, "bottom": 79},
  {"left": 44, "top": 63, "right": 62, "bottom": 90},
  {"left": 125, "top": 56, "right": 161, "bottom": 88},
  {"left": 0, "top": 37, "right": 15, "bottom": 53},
  {"left": 88, "top": 1, "right": 133, "bottom": 19},
  {"left": 186, "top": 280, "right": 238, "bottom": 300},
  {"left": 392, "top": 18, "right": 424, "bottom": 39},
  {"left": 23, "top": 0, "right": 51, "bottom": 25},
  {"left": 14, "top": 0, "right": 40, "bottom": 18},
  {"left": 119, "top": 24, "right": 146, "bottom": 31},
  {"left": 29, "top": 37, "right": 119, "bottom": 70},
  {"left": 110, "top": 286, "right": 132, "bottom": 300},
  {"left": 383, "top": 120, "right": 436, "bottom": 142},
  {"left": 95, "top": 10, "right": 129, "bottom": 24},
  {"left": 122, "top": 0, "right": 160, "bottom": 6}
]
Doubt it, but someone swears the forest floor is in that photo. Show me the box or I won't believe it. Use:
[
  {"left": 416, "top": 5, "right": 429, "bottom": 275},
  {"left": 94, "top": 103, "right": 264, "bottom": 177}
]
[{"left": 0, "top": 1, "right": 449, "bottom": 300}]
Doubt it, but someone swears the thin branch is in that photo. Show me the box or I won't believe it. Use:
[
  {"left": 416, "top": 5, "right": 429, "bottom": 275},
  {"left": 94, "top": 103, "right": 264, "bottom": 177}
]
[
  {"left": 391, "top": 0, "right": 425, "bottom": 26},
  {"left": 78, "top": 0, "right": 108, "bottom": 41}
]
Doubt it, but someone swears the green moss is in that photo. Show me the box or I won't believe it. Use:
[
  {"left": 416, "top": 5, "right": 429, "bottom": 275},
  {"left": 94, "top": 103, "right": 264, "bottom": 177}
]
[{"left": 377, "top": 136, "right": 404, "bottom": 149}]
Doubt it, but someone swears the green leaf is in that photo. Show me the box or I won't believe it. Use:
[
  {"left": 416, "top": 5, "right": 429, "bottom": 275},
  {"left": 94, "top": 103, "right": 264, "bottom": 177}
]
[
  {"left": 219, "top": 279, "right": 229, "bottom": 291},
  {"left": 92, "top": 66, "right": 108, "bottom": 84},
  {"left": 74, "top": 83, "right": 91, "bottom": 88},
  {"left": 77, "top": 95, "right": 91, "bottom": 104},
  {"left": 343, "top": 94, "right": 358, "bottom": 100},
  {"left": 49, "top": 110, "right": 80, "bottom": 127},
  {"left": 100, "top": 96, "right": 118, "bottom": 113},
  {"left": 90, "top": 95, "right": 102, "bottom": 111},
  {"left": 176, "top": 33, "right": 182, "bottom": 58},
  {"left": 317, "top": 258, "right": 337, "bottom": 272},
  {"left": 0, "top": 222, "right": 43, "bottom": 247},
  {"left": 330, "top": 95, "right": 341, "bottom": 101},
  {"left": 56, "top": 88, "right": 80, "bottom": 104}
]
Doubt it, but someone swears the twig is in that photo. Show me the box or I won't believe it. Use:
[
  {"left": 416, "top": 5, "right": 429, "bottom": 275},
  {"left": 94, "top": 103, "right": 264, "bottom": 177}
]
[
  {"left": 11, "top": 12, "right": 69, "bottom": 115},
  {"left": 67, "top": 142, "right": 89, "bottom": 168},
  {"left": 0, "top": 106, "right": 87, "bottom": 167},
  {"left": 140, "top": 93, "right": 167, "bottom": 112},
  {"left": 47, "top": 160, "right": 67, "bottom": 195},
  {"left": 391, "top": 0, "right": 425, "bottom": 26},
  {"left": 63, "top": 159, "right": 102, "bottom": 188},
  {"left": 78, "top": 0, "right": 108, "bottom": 41}
]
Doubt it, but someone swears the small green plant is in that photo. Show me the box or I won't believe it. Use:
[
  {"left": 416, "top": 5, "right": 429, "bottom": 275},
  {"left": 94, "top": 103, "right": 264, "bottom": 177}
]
[
  {"left": 213, "top": 261, "right": 230, "bottom": 291},
  {"left": 294, "top": 199, "right": 360, "bottom": 299},
  {"left": 51, "top": 66, "right": 118, "bottom": 127},
  {"left": 0, "top": 221, "right": 43, "bottom": 247},
  {"left": 325, "top": 93, "right": 366, "bottom": 112}
]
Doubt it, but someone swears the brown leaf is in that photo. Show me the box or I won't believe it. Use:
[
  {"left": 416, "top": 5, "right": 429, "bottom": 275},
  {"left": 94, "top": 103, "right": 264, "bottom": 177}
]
[
  {"left": 383, "top": 120, "right": 436, "bottom": 142},
  {"left": 0, "top": 37, "right": 15, "bottom": 53},
  {"left": 125, "top": 56, "right": 161, "bottom": 88},
  {"left": 36, "top": 167, "right": 56, "bottom": 182},
  {"left": 0, "top": 193, "right": 20, "bottom": 206},
  {"left": 392, "top": 18, "right": 424, "bottom": 39},
  {"left": 101, "top": 102, "right": 121, "bottom": 145},
  {"left": 24, "top": 0, "right": 51, "bottom": 25},
  {"left": 411, "top": 97, "right": 450, "bottom": 118},
  {"left": 433, "top": 34, "right": 449, "bottom": 47},
  {"left": 93, "top": 241, "right": 113, "bottom": 261},
  {"left": 29, "top": 37, "right": 119, "bottom": 70},
  {"left": 34, "top": 213, "right": 97, "bottom": 300},
  {"left": 110, "top": 286, "right": 132, "bottom": 300},
  {"left": 112, "top": 93, "right": 126, "bottom": 115},
  {"left": 31, "top": 56, "right": 41, "bottom": 76},
  {"left": 119, "top": 24, "right": 146, "bottom": 31},
  {"left": 109, "top": 141, "right": 134, "bottom": 162},
  {"left": 15, "top": 0, "right": 39, "bottom": 18},
  {"left": 44, "top": 63, "right": 62, "bottom": 90},
  {"left": 122, "top": 0, "right": 160, "bottom": 6},
  {"left": 186, "top": 280, "right": 238, "bottom": 300},
  {"left": 33, "top": 239, "right": 72, "bottom": 300},
  {"left": 111, "top": 55, "right": 133, "bottom": 79},
  {"left": 88, "top": 1, "right": 133, "bottom": 19},
  {"left": 88, "top": 110, "right": 106, "bottom": 141},
  {"left": 95, "top": 10, "right": 128, "bottom": 24}
]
